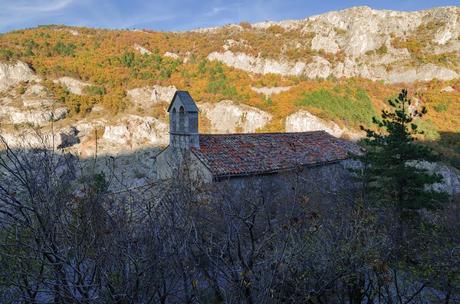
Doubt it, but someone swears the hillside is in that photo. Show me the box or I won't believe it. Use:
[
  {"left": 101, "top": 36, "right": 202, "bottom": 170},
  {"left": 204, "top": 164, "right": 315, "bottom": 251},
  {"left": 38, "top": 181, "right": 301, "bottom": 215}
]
[{"left": 0, "top": 6, "right": 459, "bottom": 170}]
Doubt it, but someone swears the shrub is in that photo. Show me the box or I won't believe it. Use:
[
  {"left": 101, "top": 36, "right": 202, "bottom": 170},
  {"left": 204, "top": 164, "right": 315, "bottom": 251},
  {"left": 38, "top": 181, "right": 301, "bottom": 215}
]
[
  {"left": 84, "top": 85, "right": 106, "bottom": 96},
  {"left": 266, "top": 25, "right": 285, "bottom": 35},
  {"left": 121, "top": 51, "right": 135, "bottom": 68},
  {"left": 416, "top": 119, "right": 440, "bottom": 140},
  {"left": 54, "top": 42, "right": 76, "bottom": 56},
  {"left": 0, "top": 48, "right": 14, "bottom": 61},
  {"left": 296, "top": 88, "right": 376, "bottom": 126},
  {"left": 206, "top": 79, "right": 237, "bottom": 98},
  {"left": 433, "top": 102, "right": 448, "bottom": 113},
  {"left": 239, "top": 22, "right": 252, "bottom": 30}
]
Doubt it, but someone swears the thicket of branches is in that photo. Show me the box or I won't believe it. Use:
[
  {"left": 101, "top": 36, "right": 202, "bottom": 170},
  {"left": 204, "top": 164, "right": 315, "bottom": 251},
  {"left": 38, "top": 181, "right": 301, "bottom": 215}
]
[{"left": 0, "top": 137, "right": 458, "bottom": 304}]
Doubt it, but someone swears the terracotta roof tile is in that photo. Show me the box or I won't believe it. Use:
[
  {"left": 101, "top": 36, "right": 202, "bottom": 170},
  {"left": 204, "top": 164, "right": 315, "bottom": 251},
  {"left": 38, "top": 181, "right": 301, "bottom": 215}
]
[{"left": 191, "top": 131, "right": 359, "bottom": 178}]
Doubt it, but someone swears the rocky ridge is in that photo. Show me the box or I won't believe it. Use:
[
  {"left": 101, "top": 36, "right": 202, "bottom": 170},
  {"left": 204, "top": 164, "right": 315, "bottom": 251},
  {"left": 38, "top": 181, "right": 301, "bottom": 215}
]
[{"left": 206, "top": 6, "right": 460, "bottom": 83}]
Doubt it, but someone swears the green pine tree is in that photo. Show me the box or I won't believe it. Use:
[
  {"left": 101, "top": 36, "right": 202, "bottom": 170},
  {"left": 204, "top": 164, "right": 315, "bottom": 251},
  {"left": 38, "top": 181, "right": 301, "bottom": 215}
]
[{"left": 355, "top": 89, "right": 447, "bottom": 215}]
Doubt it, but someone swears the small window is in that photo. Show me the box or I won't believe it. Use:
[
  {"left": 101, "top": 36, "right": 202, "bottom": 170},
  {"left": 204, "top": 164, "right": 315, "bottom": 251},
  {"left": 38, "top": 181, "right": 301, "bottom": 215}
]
[
  {"left": 172, "top": 108, "right": 177, "bottom": 132},
  {"left": 179, "top": 106, "right": 185, "bottom": 132}
]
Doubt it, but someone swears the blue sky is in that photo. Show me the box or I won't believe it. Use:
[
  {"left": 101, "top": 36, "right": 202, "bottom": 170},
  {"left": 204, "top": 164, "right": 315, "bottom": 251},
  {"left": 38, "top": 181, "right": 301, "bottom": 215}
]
[{"left": 1, "top": 0, "right": 460, "bottom": 33}]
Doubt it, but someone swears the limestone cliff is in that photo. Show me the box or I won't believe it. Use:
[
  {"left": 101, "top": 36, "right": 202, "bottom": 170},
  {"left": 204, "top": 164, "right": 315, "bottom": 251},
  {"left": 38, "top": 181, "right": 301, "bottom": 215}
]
[{"left": 206, "top": 6, "right": 460, "bottom": 83}]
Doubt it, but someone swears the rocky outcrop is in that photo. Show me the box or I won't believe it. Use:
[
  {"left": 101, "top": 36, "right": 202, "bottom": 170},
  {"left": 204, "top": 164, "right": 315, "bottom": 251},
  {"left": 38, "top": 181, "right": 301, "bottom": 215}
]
[
  {"left": 133, "top": 43, "right": 152, "bottom": 55},
  {"left": 386, "top": 64, "right": 458, "bottom": 83},
  {"left": 128, "top": 85, "right": 177, "bottom": 106},
  {"left": 251, "top": 86, "right": 291, "bottom": 96},
  {"left": 9, "top": 107, "right": 68, "bottom": 125},
  {"left": 54, "top": 77, "right": 90, "bottom": 95},
  {"left": 21, "top": 84, "right": 55, "bottom": 108},
  {"left": 306, "top": 6, "right": 460, "bottom": 56},
  {"left": 68, "top": 29, "right": 79, "bottom": 36},
  {"left": 164, "top": 52, "right": 180, "bottom": 60},
  {"left": 207, "top": 51, "right": 308, "bottom": 76},
  {"left": 412, "top": 161, "right": 460, "bottom": 197},
  {"left": 206, "top": 6, "right": 460, "bottom": 83},
  {"left": 0, "top": 61, "right": 38, "bottom": 92},
  {"left": 285, "top": 110, "right": 344, "bottom": 138},
  {"left": 285, "top": 110, "right": 363, "bottom": 140},
  {"left": 102, "top": 115, "right": 168, "bottom": 148},
  {"left": 311, "top": 32, "right": 340, "bottom": 54},
  {"left": 208, "top": 50, "right": 458, "bottom": 83},
  {"left": 57, "top": 126, "right": 79, "bottom": 149},
  {"left": 200, "top": 100, "right": 271, "bottom": 133},
  {"left": 441, "top": 85, "right": 455, "bottom": 92}
]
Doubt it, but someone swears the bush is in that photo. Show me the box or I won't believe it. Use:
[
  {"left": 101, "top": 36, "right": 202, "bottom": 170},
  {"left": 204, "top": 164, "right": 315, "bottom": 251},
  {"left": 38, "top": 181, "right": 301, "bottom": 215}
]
[
  {"left": 416, "top": 119, "right": 440, "bottom": 140},
  {"left": 433, "top": 102, "right": 448, "bottom": 113},
  {"left": 206, "top": 79, "right": 237, "bottom": 98},
  {"left": 121, "top": 51, "right": 135, "bottom": 68},
  {"left": 0, "top": 48, "right": 14, "bottom": 61},
  {"left": 296, "top": 88, "right": 376, "bottom": 125},
  {"left": 54, "top": 42, "right": 76, "bottom": 56},
  {"left": 84, "top": 85, "right": 106, "bottom": 96}
]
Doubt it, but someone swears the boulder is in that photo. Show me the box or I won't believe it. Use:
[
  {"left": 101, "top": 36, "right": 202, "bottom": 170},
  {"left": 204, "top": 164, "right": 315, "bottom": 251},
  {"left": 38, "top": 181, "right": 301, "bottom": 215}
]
[
  {"left": 54, "top": 77, "right": 90, "bottom": 95},
  {"left": 22, "top": 98, "right": 55, "bottom": 108},
  {"left": 57, "top": 126, "right": 80, "bottom": 149},
  {"left": 251, "top": 86, "right": 291, "bottom": 96},
  {"left": 441, "top": 86, "right": 455, "bottom": 93},
  {"left": 133, "top": 43, "right": 152, "bottom": 55},
  {"left": 0, "top": 61, "right": 39, "bottom": 92},
  {"left": 164, "top": 52, "right": 180, "bottom": 60}
]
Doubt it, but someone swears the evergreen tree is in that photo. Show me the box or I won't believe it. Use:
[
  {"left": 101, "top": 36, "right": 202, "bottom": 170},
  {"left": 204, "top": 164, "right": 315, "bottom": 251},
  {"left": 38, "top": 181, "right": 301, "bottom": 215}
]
[{"left": 356, "top": 89, "right": 447, "bottom": 215}]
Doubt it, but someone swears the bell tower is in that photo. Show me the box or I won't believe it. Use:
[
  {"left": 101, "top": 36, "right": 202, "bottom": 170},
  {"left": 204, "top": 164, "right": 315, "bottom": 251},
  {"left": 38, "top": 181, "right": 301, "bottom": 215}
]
[{"left": 167, "top": 91, "right": 199, "bottom": 149}]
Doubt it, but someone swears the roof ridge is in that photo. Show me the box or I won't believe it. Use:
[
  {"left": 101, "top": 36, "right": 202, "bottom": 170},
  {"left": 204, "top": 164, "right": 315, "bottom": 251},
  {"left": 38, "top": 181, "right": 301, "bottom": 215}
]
[{"left": 199, "top": 130, "right": 328, "bottom": 136}]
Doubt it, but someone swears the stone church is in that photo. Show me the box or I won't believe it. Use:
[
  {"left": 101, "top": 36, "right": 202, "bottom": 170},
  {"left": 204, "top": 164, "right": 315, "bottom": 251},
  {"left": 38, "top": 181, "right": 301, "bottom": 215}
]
[{"left": 155, "top": 91, "right": 359, "bottom": 200}]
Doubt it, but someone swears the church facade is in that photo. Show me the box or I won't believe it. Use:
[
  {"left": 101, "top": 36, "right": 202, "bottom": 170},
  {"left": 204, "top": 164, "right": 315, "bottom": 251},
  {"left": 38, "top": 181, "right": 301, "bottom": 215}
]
[{"left": 155, "top": 91, "right": 359, "bottom": 200}]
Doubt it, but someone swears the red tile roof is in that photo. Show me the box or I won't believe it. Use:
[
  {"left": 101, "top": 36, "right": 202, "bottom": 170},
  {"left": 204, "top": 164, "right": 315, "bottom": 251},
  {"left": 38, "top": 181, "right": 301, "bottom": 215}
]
[{"left": 191, "top": 131, "right": 360, "bottom": 179}]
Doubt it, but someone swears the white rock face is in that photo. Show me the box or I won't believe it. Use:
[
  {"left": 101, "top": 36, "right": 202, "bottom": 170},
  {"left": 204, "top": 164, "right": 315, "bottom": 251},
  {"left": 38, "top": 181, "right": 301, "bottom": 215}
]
[
  {"left": 127, "top": 85, "right": 177, "bottom": 106},
  {"left": 102, "top": 115, "right": 168, "bottom": 148},
  {"left": 21, "top": 84, "right": 54, "bottom": 107},
  {"left": 0, "top": 130, "right": 50, "bottom": 148},
  {"left": 22, "top": 98, "right": 55, "bottom": 108},
  {"left": 9, "top": 107, "right": 68, "bottom": 125},
  {"left": 0, "top": 61, "right": 39, "bottom": 92},
  {"left": 200, "top": 100, "right": 272, "bottom": 133},
  {"left": 54, "top": 77, "right": 91, "bottom": 95},
  {"left": 133, "top": 43, "right": 152, "bottom": 55},
  {"left": 68, "top": 29, "right": 79, "bottom": 36},
  {"left": 387, "top": 64, "right": 459, "bottom": 83},
  {"left": 433, "top": 10, "right": 459, "bottom": 45},
  {"left": 285, "top": 110, "right": 344, "bottom": 138},
  {"left": 412, "top": 161, "right": 460, "bottom": 196},
  {"left": 164, "top": 52, "right": 180, "bottom": 60},
  {"left": 208, "top": 50, "right": 459, "bottom": 83},
  {"left": 311, "top": 32, "right": 340, "bottom": 54},
  {"left": 205, "top": 6, "right": 460, "bottom": 83},
  {"left": 103, "top": 125, "right": 130, "bottom": 145},
  {"left": 208, "top": 51, "right": 309, "bottom": 76},
  {"left": 251, "top": 86, "right": 291, "bottom": 96},
  {"left": 441, "top": 86, "right": 455, "bottom": 92},
  {"left": 151, "top": 85, "right": 177, "bottom": 103},
  {"left": 24, "top": 84, "right": 47, "bottom": 97}
]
